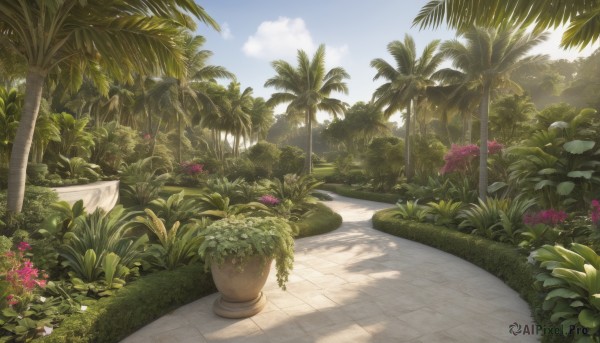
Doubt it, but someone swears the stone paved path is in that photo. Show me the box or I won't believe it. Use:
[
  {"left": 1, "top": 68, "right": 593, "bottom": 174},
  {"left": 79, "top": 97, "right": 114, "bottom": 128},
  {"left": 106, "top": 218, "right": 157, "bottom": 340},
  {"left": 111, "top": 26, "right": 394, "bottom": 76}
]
[{"left": 122, "top": 192, "right": 537, "bottom": 343}]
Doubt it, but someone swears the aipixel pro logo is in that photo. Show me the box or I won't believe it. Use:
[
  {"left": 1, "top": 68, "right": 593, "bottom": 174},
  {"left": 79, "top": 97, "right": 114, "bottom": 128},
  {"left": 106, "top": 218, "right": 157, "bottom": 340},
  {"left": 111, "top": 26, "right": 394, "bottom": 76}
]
[{"left": 508, "top": 322, "right": 589, "bottom": 337}]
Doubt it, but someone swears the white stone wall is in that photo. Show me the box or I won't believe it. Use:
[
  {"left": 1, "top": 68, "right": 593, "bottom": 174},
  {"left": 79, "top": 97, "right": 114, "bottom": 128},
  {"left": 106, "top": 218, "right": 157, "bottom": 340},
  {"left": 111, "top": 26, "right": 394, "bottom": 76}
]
[{"left": 51, "top": 180, "right": 119, "bottom": 212}]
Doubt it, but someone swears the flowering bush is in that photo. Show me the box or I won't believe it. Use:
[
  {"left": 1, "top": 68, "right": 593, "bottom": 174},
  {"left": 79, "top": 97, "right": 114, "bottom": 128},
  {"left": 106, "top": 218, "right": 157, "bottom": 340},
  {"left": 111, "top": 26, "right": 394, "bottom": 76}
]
[
  {"left": 2, "top": 242, "right": 47, "bottom": 308},
  {"left": 440, "top": 141, "right": 503, "bottom": 175},
  {"left": 523, "top": 209, "right": 568, "bottom": 226},
  {"left": 591, "top": 200, "right": 600, "bottom": 227},
  {"left": 259, "top": 194, "right": 280, "bottom": 206},
  {"left": 180, "top": 162, "right": 205, "bottom": 176}
]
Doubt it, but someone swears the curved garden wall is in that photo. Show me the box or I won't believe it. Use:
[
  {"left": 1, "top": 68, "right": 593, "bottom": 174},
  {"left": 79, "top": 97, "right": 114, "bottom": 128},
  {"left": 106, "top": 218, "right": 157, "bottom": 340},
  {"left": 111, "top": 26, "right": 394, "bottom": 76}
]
[{"left": 52, "top": 180, "right": 119, "bottom": 212}]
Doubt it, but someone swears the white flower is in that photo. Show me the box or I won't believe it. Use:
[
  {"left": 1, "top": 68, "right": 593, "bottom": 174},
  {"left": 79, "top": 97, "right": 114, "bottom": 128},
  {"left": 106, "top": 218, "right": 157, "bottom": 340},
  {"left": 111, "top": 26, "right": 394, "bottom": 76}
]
[
  {"left": 43, "top": 326, "right": 53, "bottom": 336},
  {"left": 81, "top": 305, "right": 88, "bottom": 311},
  {"left": 39, "top": 296, "right": 47, "bottom": 303}
]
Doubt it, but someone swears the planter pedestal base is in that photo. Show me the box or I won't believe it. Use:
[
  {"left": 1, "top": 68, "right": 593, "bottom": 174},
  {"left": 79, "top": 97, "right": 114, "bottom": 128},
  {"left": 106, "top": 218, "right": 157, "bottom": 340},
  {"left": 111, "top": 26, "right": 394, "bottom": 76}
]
[{"left": 213, "top": 292, "right": 267, "bottom": 319}]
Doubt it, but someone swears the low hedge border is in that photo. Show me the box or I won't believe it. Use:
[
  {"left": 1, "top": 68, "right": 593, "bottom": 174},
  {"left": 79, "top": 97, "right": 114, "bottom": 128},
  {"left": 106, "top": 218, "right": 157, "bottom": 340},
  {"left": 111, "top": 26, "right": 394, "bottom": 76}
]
[
  {"left": 35, "top": 263, "right": 215, "bottom": 343},
  {"left": 295, "top": 202, "right": 343, "bottom": 238},
  {"left": 372, "top": 208, "right": 559, "bottom": 342},
  {"left": 319, "top": 184, "right": 399, "bottom": 204},
  {"left": 35, "top": 202, "right": 341, "bottom": 343}
]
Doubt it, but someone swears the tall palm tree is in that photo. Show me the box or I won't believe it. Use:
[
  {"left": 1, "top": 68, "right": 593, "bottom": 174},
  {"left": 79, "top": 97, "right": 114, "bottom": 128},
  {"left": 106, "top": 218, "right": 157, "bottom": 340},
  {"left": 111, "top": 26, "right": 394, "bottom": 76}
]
[
  {"left": 370, "top": 35, "right": 443, "bottom": 181},
  {"left": 249, "top": 97, "right": 275, "bottom": 143},
  {"left": 414, "top": 0, "right": 600, "bottom": 49},
  {"left": 219, "top": 82, "right": 253, "bottom": 158},
  {"left": 0, "top": 1, "right": 218, "bottom": 214},
  {"left": 265, "top": 44, "right": 349, "bottom": 174},
  {"left": 147, "top": 34, "right": 233, "bottom": 163},
  {"left": 436, "top": 27, "right": 547, "bottom": 200}
]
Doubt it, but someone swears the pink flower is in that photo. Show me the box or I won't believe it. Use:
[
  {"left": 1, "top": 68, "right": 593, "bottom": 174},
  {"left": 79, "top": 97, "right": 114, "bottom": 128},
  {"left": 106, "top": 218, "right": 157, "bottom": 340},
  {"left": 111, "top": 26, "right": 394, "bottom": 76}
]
[
  {"left": 523, "top": 209, "right": 568, "bottom": 226},
  {"left": 17, "top": 242, "right": 31, "bottom": 251},
  {"left": 591, "top": 200, "right": 600, "bottom": 225},
  {"left": 259, "top": 195, "right": 280, "bottom": 206},
  {"left": 6, "top": 295, "right": 18, "bottom": 306},
  {"left": 440, "top": 141, "right": 503, "bottom": 174},
  {"left": 180, "top": 162, "right": 205, "bottom": 176}
]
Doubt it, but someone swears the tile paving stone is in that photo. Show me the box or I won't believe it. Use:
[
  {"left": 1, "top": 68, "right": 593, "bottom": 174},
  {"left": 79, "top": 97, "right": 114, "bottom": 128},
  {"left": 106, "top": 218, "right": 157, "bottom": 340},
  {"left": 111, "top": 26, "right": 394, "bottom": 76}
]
[{"left": 121, "top": 192, "right": 538, "bottom": 343}]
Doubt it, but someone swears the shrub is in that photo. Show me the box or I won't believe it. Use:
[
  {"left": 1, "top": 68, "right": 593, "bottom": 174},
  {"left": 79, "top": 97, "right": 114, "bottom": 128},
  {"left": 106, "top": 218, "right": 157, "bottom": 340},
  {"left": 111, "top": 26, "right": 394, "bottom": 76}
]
[
  {"left": 248, "top": 141, "right": 280, "bottom": 178},
  {"left": 0, "top": 186, "right": 59, "bottom": 235},
  {"left": 319, "top": 184, "right": 398, "bottom": 204},
  {"left": 90, "top": 122, "right": 140, "bottom": 175},
  {"left": 275, "top": 145, "right": 304, "bottom": 177},
  {"left": 394, "top": 201, "right": 429, "bottom": 222},
  {"left": 119, "top": 157, "right": 169, "bottom": 208},
  {"left": 426, "top": 199, "right": 464, "bottom": 227},
  {"left": 365, "top": 137, "right": 404, "bottom": 192}
]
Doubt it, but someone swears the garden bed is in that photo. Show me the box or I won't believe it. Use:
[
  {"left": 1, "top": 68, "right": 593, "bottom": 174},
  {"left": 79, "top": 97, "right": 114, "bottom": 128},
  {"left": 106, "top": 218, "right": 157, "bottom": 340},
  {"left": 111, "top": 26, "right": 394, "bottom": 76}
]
[
  {"left": 319, "top": 183, "right": 399, "bottom": 204},
  {"left": 52, "top": 181, "right": 119, "bottom": 212}
]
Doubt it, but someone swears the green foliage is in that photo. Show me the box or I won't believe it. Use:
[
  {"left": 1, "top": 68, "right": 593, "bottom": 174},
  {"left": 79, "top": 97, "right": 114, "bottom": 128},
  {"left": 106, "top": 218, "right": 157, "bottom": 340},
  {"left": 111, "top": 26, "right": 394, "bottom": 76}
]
[
  {"left": 0, "top": 87, "right": 22, "bottom": 168},
  {"left": 269, "top": 174, "right": 323, "bottom": 206},
  {"left": 365, "top": 137, "right": 404, "bottom": 192},
  {"left": 426, "top": 199, "right": 464, "bottom": 227},
  {"left": 90, "top": 122, "right": 141, "bottom": 175},
  {"left": 294, "top": 203, "right": 342, "bottom": 238},
  {"left": 394, "top": 201, "right": 429, "bottom": 222},
  {"left": 135, "top": 209, "right": 203, "bottom": 270},
  {"left": 0, "top": 186, "right": 59, "bottom": 235},
  {"left": 275, "top": 145, "right": 305, "bottom": 177},
  {"left": 34, "top": 264, "right": 215, "bottom": 343},
  {"left": 45, "top": 113, "right": 94, "bottom": 159},
  {"left": 459, "top": 197, "right": 536, "bottom": 244},
  {"left": 489, "top": 94, "right": 536, "bottom": 144},
  {"left": 534, "top": 244, "right": 600, "bottom": 340},
  {"left": 205, "top": 177, "right": 245, "bottom": 204},
  {"left": 196, "top": 192, "right": 269, "bottom": 219},
  {"left": 319, "top": 184, "right": 399, "bottom": 204},
  {"left": 119, "top": 157, "right": 169, "bottom": 208},
  {"left": 55, "top": 154, "right": 102, "bottom": 182},
  {"left": 59, "top": 206, "right": 147, "bottom": 293},
  {"left": 247, "top": 141, "right": 280, "bottom": 178},
  {"left": 507, "top": 108, "right": 600, "bottom": 209},
  {"left": 411, "top": 135, "right": 447, "bottom": 180},
  {"left": 148, "top": 191, "right": 200, "bottom": 228},
  {"left": 198, "top": 216, "right": 294, "bottom": 289}
]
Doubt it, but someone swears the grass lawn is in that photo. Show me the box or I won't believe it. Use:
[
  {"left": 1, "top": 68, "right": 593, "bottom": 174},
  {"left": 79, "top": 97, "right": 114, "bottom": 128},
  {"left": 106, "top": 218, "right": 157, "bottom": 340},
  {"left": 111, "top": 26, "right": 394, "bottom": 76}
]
[
  {"left": 161, "top": 185, "right": 205, "bottom": 196},
  {"left": 313, "top": 163, "right": 335, "bottom": 179}
]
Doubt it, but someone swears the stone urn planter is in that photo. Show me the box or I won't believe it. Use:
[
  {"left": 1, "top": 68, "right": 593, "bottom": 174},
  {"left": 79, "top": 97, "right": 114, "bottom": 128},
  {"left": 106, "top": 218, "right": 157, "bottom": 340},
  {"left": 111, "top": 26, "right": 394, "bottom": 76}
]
[
  {"left": 211, "top": 256, "right": 272, "bottom": 318},
  {"left": 198, "top": 216, "right": 295, "bottom": 319}
]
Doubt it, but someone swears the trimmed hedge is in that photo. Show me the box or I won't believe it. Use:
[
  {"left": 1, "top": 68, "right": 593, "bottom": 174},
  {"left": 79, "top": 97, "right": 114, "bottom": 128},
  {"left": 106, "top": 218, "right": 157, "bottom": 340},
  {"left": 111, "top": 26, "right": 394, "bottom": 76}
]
[
  {"left": 35, "top": 264, "right": 215, "bottom": 343},
  {"left": 319, "top": 184, "right": 399, "bottom": 204},
  {"left": 295, "top": 202, "right": 343, "bottom": 238},
  {"left": 372, "top": 208, "right": 558, "bottom": 342}
]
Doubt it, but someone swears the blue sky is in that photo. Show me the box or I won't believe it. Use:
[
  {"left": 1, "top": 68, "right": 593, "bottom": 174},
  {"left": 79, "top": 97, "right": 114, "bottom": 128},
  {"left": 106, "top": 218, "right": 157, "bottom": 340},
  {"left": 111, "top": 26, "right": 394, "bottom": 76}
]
[{"left": 196, "top": 1, "right": 598, "bottom": 119}]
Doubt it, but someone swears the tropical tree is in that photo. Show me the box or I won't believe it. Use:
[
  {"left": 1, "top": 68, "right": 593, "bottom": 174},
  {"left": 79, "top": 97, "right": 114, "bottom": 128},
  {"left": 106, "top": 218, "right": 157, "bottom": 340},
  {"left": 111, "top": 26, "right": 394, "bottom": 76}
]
[
  {"left": 370, "top": 35, "right": 443, "bottom": 180},
  {"left": 265, "top": 44, "right": 349, "bottom": 174},
  {"left": 414, "top": 0, "right": 600, "bottom": 49},
  {"left": 0, "top": 1, "right": 218, "bottom": 213},
  {"left": 249, "top": 97, "right": 275, "bottom": 143},
  {"left": 435, "top": 27, "right": 547, "bottom": 200}
]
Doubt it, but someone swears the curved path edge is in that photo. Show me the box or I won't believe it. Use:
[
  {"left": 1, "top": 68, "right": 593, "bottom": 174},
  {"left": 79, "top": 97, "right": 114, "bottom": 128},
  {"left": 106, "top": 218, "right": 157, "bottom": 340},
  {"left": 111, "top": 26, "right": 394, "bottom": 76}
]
[{"left": 122, "top": 192, "right": 537, "bottom": 343}]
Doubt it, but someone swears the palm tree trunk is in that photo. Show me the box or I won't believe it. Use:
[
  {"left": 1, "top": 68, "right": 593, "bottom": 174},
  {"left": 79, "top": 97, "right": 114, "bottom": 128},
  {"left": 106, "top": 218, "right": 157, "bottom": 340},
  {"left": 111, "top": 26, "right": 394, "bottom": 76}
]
[
  {"left": 304, "top": 110, "right": 313, "bottom": 174},
  {"left": 404, "top": 100, "right": 412, "bottom": 182},
  {"left": 177, "top": 118, "right": 183, "bottom": 163},
  {"left": 7, "top": 69, "right": 45, "bottom": 214},
  {"left": 478, "top": 83, "right": 491, "bottom": 201}
]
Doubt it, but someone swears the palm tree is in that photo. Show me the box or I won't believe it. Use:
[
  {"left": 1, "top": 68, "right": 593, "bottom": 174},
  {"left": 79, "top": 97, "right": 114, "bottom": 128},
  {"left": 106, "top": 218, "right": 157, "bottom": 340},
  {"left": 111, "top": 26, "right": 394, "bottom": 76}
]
[
  {"left": 249, "top": 97, "right": 275, "bottom": 143},
  {"left": 147, "top": 34, "right": 233, "bottom": 163},
  {"left": 435, "top": 27, "right": 547, "bottom": 200},
  {"left": 265, "top": 44, "right": 349, "bottom": 174},
  {"left": 0, "top": 1, "right": 218, "bottom": 214},
  {"left": 370, "top": 35, "right": 443, "bottom": 181},
  {"left": 414, "top": 0, "right": 600, "bottom": 49},
  {"left": 219, "top": 82, "right": 253, "bottom": 158}
]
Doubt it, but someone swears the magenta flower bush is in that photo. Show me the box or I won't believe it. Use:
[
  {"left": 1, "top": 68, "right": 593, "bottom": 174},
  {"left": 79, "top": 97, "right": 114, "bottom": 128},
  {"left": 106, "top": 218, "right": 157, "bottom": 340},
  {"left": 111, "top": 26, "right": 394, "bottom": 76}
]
[
  {"left": 440, "top": 141, "right": 503, "bottom": 174},
  {"left": 2, "top": 242, "right": 47, "bottom": 307},
  {"left": 591, "top": 200, "right": 600, "bottom": 226},
  {"left": 180, "top": 162, "right": 206, "bottom": 176},
  {"left": 259, "top": 195, "right": 281, "bottom": 206},
  {"left": 523, "top": 209, "right": 568, "bottom": 226}
]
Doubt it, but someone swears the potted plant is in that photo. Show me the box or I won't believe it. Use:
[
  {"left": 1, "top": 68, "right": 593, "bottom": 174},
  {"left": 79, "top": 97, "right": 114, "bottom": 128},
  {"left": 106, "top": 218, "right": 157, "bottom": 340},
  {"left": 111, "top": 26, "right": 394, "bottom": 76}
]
[{"left": 198, "top": 216, "right": 294, "bottom": 318}]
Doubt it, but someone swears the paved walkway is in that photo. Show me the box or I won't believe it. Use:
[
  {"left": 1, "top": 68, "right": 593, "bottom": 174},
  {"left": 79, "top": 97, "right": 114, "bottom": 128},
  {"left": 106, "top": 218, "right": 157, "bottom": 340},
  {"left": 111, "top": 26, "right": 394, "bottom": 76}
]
[{"left": 122, "top": 193, "right": 537, "bottom": 343}]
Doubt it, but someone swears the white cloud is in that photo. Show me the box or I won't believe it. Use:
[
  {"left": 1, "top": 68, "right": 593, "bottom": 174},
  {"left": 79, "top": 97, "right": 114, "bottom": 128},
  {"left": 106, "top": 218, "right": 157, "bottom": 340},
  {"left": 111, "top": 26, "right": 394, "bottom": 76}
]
[
  {"left": 243, "top": 17, "right": 313, "bottom": 59},
  {"left": 325, "top": 44, "right": 349, "bottom": 67},
  {"left": 221, "top": 22, "right": 233, "bottom": 40},
  {"left": 242, "top": 17, "right": 348, "bottom": 66}
]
